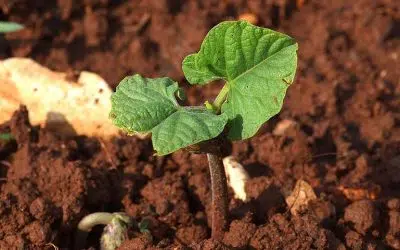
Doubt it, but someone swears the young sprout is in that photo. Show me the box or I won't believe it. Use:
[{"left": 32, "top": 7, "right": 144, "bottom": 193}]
[
  {"left": 75, "top": 212, "right": 131, "bottom": 250},
  {"left": 0, "top": 133, "right": 13, "bottom": 142},
  {"left": 138, "top": 218, "right": 151, "bottom": 234},
  {"left": 110, "top": 20, "right": 298, "bottom": 240},
  {"left": 0, "top": 21, "right": 24, "bottom": 33}
]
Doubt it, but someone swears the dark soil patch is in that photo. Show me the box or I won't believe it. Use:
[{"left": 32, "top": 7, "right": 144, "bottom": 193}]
[{"left": 1, "top": 0, "right": 399, "bottom": 249}]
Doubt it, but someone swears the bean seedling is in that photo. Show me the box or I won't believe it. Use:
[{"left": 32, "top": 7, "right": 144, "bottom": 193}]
[
  {"left": 75, "top": 212, "right": 131, "bottom": 250},
  {"left": 110, "top": 20, "right": 298, "bottom": 240}
]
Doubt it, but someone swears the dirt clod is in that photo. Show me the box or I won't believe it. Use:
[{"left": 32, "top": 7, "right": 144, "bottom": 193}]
[
  {"left": 176, "top": 225, "right": 208, "bottom": 245},
  {"left": 250, "top": 213, "right": 344, "bottom": 249},
  {"left": 285, "top": 179, "right": 317, "bottom": 216},
  {"left": 344, "top": 200, "right": 379, "bottom": 235},
  {"left": 223, "top": 220, "right": 256, "bottom": 248},
  {"left": 117, "top": 234, "right": 152, "bottom": 250}
]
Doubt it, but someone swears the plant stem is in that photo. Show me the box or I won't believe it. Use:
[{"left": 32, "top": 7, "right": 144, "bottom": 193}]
[
  {"left": 212, "top": 83, "right": 230, "bottom": 113},
  {"left": 75, "top": 212, "right": 114, "bottom": 250},
  {"left": 78, "top": 212, "right": 114, "bottom": 231},
  {"left": 207, "top": 153, "right": 229, "bottom": 240}
]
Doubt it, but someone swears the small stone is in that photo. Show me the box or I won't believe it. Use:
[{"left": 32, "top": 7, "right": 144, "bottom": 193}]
[
  {"left": 388, "top": 198, "right": 400, "bottom": 210},
  {"left": 388, "top": 211, "right": 400, "bottom": 235},
  {"left": 223, "top": 220, "right": 256, "bottom": 248},
  {"left": 29, "top": 198, "right": 47, "bottom": 220},
  {"left": 83, "top": 7, "right": 108, "bottom": 47},
  {"left": 386, "top": 234, "right": 400, "bottom": 249},
  {"left": 24, "top": 221, "right": 51, "bottom": 244},
  {"left": 191, "top": 239, "right": 231, "bottom": 250},
  {"left": 344, "top": 200, "right": 378, "bottom": 234},
  {"left": 345, "top": 230, "right": 362, "bottom": 249},
  {"left": 379, "top": 70, "right": 387, "bottom": 78},
  {"left": 238, "top": 13, "right": 258, "bottom": 24},
  {"left": 29, "top": 197, "right": 59, "bottom": 223},
  {"left": 117, "top": 234, "right": 152, "bottom": 250},
  {"left": 155, "top": 200, "right": 171, "bottom": 216},
  {"left": 285, "top": 179, "right": 317, "bottom": 216},
  {"left": 273, "top": 119, "right": 297, "bottom": 136},
  {"left": 223, "top": 156, "right": 249, "bottom": 201},
  {"left": 338, "top": 184, "right": 381, "bottom": 201},
  {"left": 142, "top": 164, "right": 155, "bottom": 179},
  {"left": 308, "top": 199, "right": 336, "bottom": 223}
]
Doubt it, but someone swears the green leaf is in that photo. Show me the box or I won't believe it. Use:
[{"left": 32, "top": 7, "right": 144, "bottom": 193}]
[
  {"left": 0, "top": 21, "right": 24, "bottom": 33},
  {"left": 110, "top": 74, "right": 227, "bottom": 155},
  {"left": 152, "top": 108, "right": 227, "bottom": 155},
  {"left": 110, "top": 75, "right": 180, "bottom": 133},
  {"left": 182, "top": 20, "right": 298, "bottom": 140}
]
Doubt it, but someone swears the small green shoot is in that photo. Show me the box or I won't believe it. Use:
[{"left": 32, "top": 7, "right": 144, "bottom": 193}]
[
  {"left": 0, "top": 133, "right": 14, "bottom": 142},
  {"left": 110, "top": 20, "right": 298, "bottom": 240},
  {"left": 0, "top": 21, "right": 24, "bottom": 33},
  {"left": 137, "top": 218, "right": 153, "bottom": 241},
  {"left": 138, "top": 218, "right": 151, "bottom": 234}
]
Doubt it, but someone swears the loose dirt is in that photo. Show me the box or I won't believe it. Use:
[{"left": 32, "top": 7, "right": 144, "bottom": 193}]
[{"left": 0, "top": 0, "right": 399, "bottom": 249}]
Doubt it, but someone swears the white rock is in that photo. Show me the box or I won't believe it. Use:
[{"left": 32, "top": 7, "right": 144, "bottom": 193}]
[
  {"left": 223, "top": 156, "right": 250, "bottom": 202},
  {"left": 285, "top": 179, "right": 317, "bottom": 216},
  {"left": 0, "top": 58, "right": 118, "bottom": 138},
  {"left": 273, "top": 119, "right": 297, "bottom": 136}
]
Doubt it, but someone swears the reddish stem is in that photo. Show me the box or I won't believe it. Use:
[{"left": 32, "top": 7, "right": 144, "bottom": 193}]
[{"left": 207, "top": 153, "right": 229, "bottom": 240}]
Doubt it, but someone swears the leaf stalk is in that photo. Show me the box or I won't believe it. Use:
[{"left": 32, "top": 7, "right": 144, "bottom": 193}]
[{"left": 212, "top": 83, "right": 230, "bottom": 113}]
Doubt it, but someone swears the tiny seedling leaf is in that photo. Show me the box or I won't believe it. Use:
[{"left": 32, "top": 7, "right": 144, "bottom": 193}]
[
  {"left": 0, "top": 133, "right": 13, "bottom": 142},
  {"left": 138, "top": 219, "right": 150, "bottom": 234},
  {"left": 110, "top": 74, "right": 227, "bottom": 155},
  {"left": 0, "top": 21, "right": 24, "bottom": 33},
  {"left": 182, "top": 21, "right": 298, "bottom": 140}
]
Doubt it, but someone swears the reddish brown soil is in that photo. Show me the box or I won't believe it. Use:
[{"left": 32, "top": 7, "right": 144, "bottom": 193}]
[{"left": 1, "top": 0, "right": 399, "bottom": 249}]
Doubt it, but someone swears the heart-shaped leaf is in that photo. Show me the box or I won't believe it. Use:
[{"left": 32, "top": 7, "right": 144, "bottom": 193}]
[
  {"left": 110, "top": 74, "right": 227, "bottom": 155},
  {"left": 182, "top": 21, "right": 298, "bottom": 140}
]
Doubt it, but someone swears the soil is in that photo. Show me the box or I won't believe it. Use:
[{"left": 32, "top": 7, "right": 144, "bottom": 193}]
[{"left": 1, "top": 0, "right": 399, "bottom": 249}]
